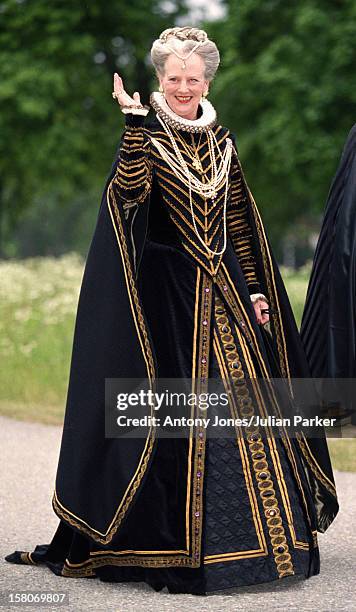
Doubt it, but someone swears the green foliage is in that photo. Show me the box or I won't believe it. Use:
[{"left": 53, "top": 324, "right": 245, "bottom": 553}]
[
  {"left": 0, "top": 0, "right": 187, "bottom": 255},
  {"left": 1, "top": 1, "right": 355, "bottom": 255},
  {"left": 0, "top": 254, "right": 306, "bottom": 412},
  {"left": 0, "top": 254, "right": 83, "bottom": 408},
  {"left": 209, "top": 0, "right": 356, "bottom": 242}
]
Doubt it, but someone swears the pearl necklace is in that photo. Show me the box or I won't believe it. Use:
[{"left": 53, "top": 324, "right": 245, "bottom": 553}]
[{"left": 150, "top": 114, "right": 232, "bottom": 257}]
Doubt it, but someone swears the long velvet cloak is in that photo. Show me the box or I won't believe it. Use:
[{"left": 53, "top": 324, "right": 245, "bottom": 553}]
[
  {"left": 51, "top": 131, "right": 339, "bottom": 564},
  {"left": 301, "top": 125, "right": 356, "bottom": 421}
]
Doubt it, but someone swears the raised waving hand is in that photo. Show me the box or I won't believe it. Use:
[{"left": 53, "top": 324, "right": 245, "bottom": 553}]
[{"left": 112, "top": 73, "right": 143, "bottom": 108}]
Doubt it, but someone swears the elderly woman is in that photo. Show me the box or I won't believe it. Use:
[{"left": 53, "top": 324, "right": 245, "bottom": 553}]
[{"left": 6, "top": 27, "right": 338, "bottom": 596}]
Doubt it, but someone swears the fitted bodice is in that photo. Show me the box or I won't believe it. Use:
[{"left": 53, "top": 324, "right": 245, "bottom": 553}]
[
  {"left": 146, "top": 122, "right": 232, "bottom": 276},
  {"left": 113, "top": 113, "right": 260, "bottom": 292}
]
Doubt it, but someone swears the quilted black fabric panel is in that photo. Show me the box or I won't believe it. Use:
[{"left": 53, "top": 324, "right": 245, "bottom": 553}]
[
  {"left": 202, "top": 433, "right": 319, "bottom": 592},
  {"left": 203, "top": 436, "right": 265, "bottom": 556}
]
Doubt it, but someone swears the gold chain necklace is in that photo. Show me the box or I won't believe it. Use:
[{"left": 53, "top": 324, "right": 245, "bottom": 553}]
[
  {"left": 190, "top": 131, "right": 204, "bottom": 173},
  {"left": 172, "top": 129, "right": 205, "bottom": 174},
  {"left": 151, "top": 114, "right": 233, "bottom": 257}
]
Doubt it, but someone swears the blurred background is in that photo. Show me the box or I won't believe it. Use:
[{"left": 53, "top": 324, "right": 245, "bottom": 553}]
[{"left": 0, "top": 0, "right": 355, "bottom": 466}]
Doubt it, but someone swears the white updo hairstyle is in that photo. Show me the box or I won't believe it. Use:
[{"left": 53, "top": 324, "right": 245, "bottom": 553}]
[{"left": 150, "top": 27, "right": 220, "bottom": 82}]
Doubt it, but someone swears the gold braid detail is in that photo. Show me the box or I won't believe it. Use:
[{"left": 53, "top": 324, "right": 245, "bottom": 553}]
[
  {"left": 109, "top": 184, "right": 156, "bottom": 379},
  {"left": 20, "top": 552, "right": 38, "bottom": 565},
  {"left": 214, "top": 294, "right": 295, "bottom": 578},
  {"left": 52, "top": 181, "right": 157, "bottom": 545},
  {"left": 52, "top": 431, "right": 155, "bottom": 546},
  {"left": 296, "top": 432, "right": 337, "bottom": 496},
  {"left": 61, "top": 553, "right": 193, "bottom": 577}
]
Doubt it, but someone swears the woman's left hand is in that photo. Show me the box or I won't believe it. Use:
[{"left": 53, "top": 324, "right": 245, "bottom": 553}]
[{"left": 253, "top": 299, "right": 270, "bottom": 325}]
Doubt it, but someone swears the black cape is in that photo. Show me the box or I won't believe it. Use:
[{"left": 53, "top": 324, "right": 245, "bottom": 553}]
[
  {"left": 51, "top": 128, "right": 339, "bottom": 559},
  {"left": 301, "top": 125, "right": 356, "bottom": 421}
]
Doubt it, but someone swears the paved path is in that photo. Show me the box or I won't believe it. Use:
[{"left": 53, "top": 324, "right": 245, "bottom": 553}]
[{"left": 0, "top": 416, "right": 355, "bottom": 612}]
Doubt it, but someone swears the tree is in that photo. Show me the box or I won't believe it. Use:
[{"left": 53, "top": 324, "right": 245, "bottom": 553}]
[
  {"left": 0, "top": 0, "right": 187, "bottom": 256},
  {"left": 208, "top": 0, "right": 356, "bottom": 248}
]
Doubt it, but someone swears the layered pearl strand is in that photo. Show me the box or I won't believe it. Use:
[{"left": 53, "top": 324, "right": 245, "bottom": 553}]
[{"left": 150, "top": 114, "right": 233, "bottom": 257}]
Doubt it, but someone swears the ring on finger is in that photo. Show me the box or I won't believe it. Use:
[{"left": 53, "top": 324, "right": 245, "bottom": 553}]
[{"left": 112, "top": 90, "right": 124, "bottom": 99}]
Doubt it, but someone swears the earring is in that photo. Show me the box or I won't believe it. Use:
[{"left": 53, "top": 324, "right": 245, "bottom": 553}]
[
  {"left": 159, "top": 85, "right": 163, "bottom": 93},
  {"left": 200, "top": 91, "right": 208, "bottom": 104}
]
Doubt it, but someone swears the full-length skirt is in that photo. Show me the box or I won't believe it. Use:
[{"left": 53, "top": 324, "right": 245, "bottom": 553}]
[{"left": 6, "top": 236, "right": 320, "bottom": 594}]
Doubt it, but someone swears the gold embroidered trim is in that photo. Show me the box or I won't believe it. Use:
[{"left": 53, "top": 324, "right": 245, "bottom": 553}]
[
  {"left": 227, "top": 160, "right": 259, "bottom": 287},
  {"left": 215, "top": 268, "right": 255, "bottom": 349},
  {"left": 236, "top": 323, "right": 312, "bottom": 549},
  {"left": 238, "top": 165, "right": 290, "bottom": 382},
  {"left": 61, "top": 553, "right": 194, "bottom": 576},
  {"left": 224, "top": 260, "right": 312, "bottom": 528},
  {"left": 296, "top": 432, "right": 337, "bottom": 496},
  {"left": 52, "top": 180, "right": 157, "bottom": 545},
  {"left": 210, "top": 334, "right": 268, "bottom": 561},
  {"left": 214, "top": 294, "right": 295, "bottom": 578},
  {"left": 190, "top": 271, "right": 213, "bottom": 566},
  {"left": 20, "top": 552, "right": 38, "bottom": 565},
  {"left": 115, "top": 166, "right": 147, "bottom": 180},
  {"left": 163, "top": 214, "right": 223, "bottom": 276},
  {"left": 57, "top": 271, "right": 211, "bottom": 570},
  {"left": 119, "top": 159, "right": 148, "bottom": 172},
  {"left": 58, "top": 272, "right": 213, "bottom": 567},
  {"left": 156, "top": 165, "right": 225, "bottom": 222},
  {"left": 55, "top": 270, "right": 203, "bottom": 566}
]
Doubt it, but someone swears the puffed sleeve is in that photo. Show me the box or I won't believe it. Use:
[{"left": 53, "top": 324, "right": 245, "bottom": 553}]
[
  {"left": 227, "top": 139, "right": 261, "bottom": 294},
  {"left": 112, "top": 113, "right": 153, "bottom": 206}
]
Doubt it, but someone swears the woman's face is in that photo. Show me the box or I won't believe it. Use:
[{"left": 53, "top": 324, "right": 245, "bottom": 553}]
[{"left": 159, "top": 53, "right": 209, "bottom": 121}]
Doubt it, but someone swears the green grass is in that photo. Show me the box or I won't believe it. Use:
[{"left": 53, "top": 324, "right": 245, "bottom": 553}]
[
  {"left": 280, "top": 263, "right": 311, "bottom": 329},
  {"left": 0, "top": 400, "right": 65, "bottom": 425},
  {"left": 0, "top": 254, "right": 83, "bottom": 419},
  {"left": 327, "top": 438, "right": 356, "bottom": 473},
  {"left": 0, "top": 255, "right": 354, "bottom": 471}
]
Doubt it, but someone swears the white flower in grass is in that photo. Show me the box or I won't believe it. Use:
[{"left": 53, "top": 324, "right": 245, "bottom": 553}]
[
  {"left": 19, "top": 341, "right": 37, "bottom": 355},
  {"left": 0, "top": 338, "right": 13, "bottom": 354},
  {"left": 0, "top": 254, "right": 84, "bottom": 312},
  {"left": 14, "top": 308, "right": 32, "bottom": 322}
]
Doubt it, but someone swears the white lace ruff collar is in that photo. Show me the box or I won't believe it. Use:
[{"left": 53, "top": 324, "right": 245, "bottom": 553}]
[{"left": 150, "top": 91, "right": 217, "bottom": 133}]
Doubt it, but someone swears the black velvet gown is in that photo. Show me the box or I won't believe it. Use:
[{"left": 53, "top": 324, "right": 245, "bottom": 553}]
[{"left": 5, "top": 106, "right": 338, "bottom": 595}]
